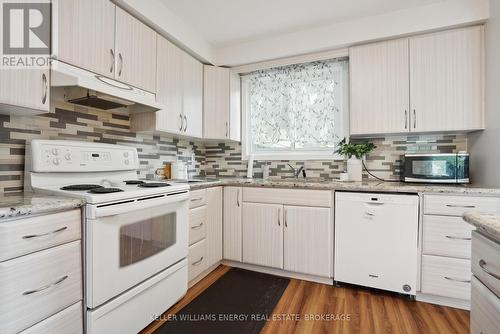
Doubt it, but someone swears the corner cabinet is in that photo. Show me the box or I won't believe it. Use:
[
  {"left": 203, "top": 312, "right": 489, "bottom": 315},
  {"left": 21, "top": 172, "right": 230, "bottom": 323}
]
[
  {"left": 203, "top": 66, "right": 241, "bottom": 141},
  {"left": 350, "top": 26, "right": 484, "bottom": 136},
  {"left": 131, "top": 36, "right": 203, "bottom": 138}
]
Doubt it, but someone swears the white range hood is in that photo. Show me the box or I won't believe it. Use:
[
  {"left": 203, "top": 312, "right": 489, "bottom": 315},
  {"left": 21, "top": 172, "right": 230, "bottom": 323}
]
[{"left": 51, "top": 60, "right": 162, "bottom": 113}]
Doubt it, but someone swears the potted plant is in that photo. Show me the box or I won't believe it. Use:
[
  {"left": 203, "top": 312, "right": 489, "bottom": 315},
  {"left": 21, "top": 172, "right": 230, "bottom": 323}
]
[{"left": 335, "top": 138, "right": 376, "bottom": 181}]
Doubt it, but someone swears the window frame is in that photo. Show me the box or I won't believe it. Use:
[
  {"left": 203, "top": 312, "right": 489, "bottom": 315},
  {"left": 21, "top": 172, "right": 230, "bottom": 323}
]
[{"left": 241, "top": 58, "right": 350, "bottom": 161}]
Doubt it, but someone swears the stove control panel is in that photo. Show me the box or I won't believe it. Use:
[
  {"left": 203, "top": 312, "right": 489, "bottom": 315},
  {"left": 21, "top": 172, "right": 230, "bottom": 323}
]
[{"left": 30, "top": 140, "right": 139, "bottom": 172}]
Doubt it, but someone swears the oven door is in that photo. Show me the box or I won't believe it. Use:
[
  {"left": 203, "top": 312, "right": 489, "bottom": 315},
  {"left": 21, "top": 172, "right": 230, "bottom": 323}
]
[
  {"left": 403, "top": 155, "right": 459, "bottom": 183},
  {"left": 86, "top": 193, "right": 189, "bottom": 308}
]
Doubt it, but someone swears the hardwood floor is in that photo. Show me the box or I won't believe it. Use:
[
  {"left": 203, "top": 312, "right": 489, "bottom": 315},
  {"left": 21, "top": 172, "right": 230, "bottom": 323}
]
[{"left": 140, "top": 265, "right": 469, "bottom": 334}]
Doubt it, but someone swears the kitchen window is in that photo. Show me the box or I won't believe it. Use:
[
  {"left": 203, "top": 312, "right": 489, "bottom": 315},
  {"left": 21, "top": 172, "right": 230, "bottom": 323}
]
[{"left": 241, "top": 58, "right": 349, "bottom": 160}]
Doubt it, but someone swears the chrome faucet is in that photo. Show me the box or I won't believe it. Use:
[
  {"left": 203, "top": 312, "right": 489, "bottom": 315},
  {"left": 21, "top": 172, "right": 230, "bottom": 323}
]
[{"left": 288, "top": 164, "right": 306, "bottom": 178}]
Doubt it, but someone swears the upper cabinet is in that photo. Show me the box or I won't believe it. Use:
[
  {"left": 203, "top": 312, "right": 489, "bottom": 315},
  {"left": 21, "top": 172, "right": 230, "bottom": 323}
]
[
  {"left": 114, "top": 7, "right": 157, "bottom": 92},
  {"left": 409, "top": 26, "right": 484, "bottom": 132},
  {"left": 203, "top": 66, "right": 241, "bottom": 141},
  {"left": 350, "top": 26, "right": 484, "bottom": 136},
  {"left": 56, "top": 0, "right": 116, "bottom": 77},
  {"left": 55, "top": 0, "right": 156, "bottom": 92},
  {"left": 131, "top": 35, "right": 203, "bottom": 138},
  {"left": 0, "top": 69, "right": 49, "bottom": 114},
  {"left": 349, "top": 38, "right": 410, "bottom": 135}
]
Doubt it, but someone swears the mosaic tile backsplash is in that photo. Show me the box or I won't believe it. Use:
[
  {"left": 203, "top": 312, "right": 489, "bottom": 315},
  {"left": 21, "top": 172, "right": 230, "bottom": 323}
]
[{"left": 0, "top": 102, "right": 467, "bottom": 193}]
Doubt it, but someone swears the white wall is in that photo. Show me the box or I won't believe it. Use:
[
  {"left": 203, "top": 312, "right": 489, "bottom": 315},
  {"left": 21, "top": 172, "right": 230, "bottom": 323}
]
[
  {"left": 469, "top": 0, "right": 500, "bottom": 187},
  {"left": 216, "top": 0, "right": 489, "bottom": 66}
]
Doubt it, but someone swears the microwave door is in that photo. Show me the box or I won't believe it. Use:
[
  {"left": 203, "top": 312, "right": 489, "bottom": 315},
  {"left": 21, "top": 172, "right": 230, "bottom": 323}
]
[{"left": 404, "top": 155, "right": 458, "bottom": 182}]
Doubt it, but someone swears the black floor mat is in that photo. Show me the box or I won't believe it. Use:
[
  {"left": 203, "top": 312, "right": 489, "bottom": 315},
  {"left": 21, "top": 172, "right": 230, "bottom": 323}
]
[{"left": 153, "top": 268, "right": 290, "bottom": 334}]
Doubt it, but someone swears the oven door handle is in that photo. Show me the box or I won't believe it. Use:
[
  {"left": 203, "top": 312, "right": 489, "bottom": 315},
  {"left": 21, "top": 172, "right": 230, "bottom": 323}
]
[{"left": 88, "top": 191, "right": 189, "bottom": 219}]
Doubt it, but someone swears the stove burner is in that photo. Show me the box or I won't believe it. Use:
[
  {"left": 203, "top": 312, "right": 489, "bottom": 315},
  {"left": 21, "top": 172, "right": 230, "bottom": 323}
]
[
  {"left": 124, "top": 180, "right": 145, "bottom": 185},
  {"left": 61, "top": 184, "right": 104, "bottom": 191},
  {"left": 138, "top": 182, "right": 170, "bottom": 188},
  {"left": 89, "top": 188, "right": 124, "bottom": 194}
]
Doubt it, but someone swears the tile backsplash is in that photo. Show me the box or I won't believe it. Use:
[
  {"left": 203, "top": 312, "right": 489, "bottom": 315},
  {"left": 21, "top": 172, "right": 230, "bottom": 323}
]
[{"left": 0, "top": 102, "right": 467, "bottom": 193}]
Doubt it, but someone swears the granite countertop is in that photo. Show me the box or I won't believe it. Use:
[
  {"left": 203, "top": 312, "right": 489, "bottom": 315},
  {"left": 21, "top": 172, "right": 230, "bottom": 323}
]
[
  {"left": 463, "top": 212, "right": 500, "bottom": 242},
  {"left": 0, "top": 193, "right": 85, "bottom": 221},
  {"left": 188, "top": 177, "right": 500, "bottom": 195}
]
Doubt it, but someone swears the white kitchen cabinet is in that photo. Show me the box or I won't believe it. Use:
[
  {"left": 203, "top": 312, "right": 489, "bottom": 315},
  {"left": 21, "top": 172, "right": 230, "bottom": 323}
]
[
  {"left": 410, "top": 26, "right": 484, "bottom": 132},
  {"left": 349, "top": 38, "right": 410, "bottom": 135},
  {"left": 283, "top": 206, "right": 332, "bottom": 277},
  {"left": 203, "top": 65, "right": 230, "bottom": 140},
  {"left": 350, "top": 26, "right": 484, "bottom": 136},
  {"left": 335, "top": 192, "right": 419, "bottom": 294},
  {"left": 229, "top": 72, "right": 242, "bottom": 141},
  {"left": 114, "top": 7, "right": 157, "bottom": 92},
  {"left": 131, "top": 36, "right": 203, "bottom": 138},
  {"left": 55, "top": 0, "right": 116, "bottom": 77},
  {"left": 242, "top": 203, "right": 283, "bottom": 269},
  {"left": 182, "top": 52, "right": 203, "bottom": 138},
  {"left": 205, "top": 187, "right": 223, "bottom": 268},
  {"left": 223, "top": 187, "right": 242, "bottom": 262},
  {"left": 0, "top": 69, "right": 49, "bottom": 114}
]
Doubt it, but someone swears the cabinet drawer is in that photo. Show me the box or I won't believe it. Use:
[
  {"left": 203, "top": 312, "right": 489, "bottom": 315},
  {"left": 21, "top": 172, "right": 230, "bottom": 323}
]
[
  {"left": 424, "top": 195, "right": 500, "bottom": 216},
  {"left": 423, "top": 215, "right": 474, "bottom": 258},
  {"left": 189, "top": 206, "right": 206, "bottom": 246},
  {"left": 0, "top": 240, "right": 82, "bottom": 334},
  {"left": 243, "top": 188, "right": 332, "bottom": 207},
  {"left": 22, "top": 301, "right": 82, "bottom": 334},
  {"left": 0, "top": 209, "right": 81, "bottom": 262},
  {"left": 189, "top": 189, "right": 206, "bottom": 209},
  {"left": 421, "top": 254, "right": 471, "bottom": 300},
  {"left": 472, "top": 231, "right": 500, "bottom": 297},
  {"left": 471, "top": 276, "right": 500, "bottom": 334},
  {"left": 188, "top": 239, "right": 207, "bottom": 281}
]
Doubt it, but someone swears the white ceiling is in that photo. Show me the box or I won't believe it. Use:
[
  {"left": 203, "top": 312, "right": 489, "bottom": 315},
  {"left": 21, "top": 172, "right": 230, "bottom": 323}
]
[{"left": 160, "top": 0, "right": 446, "bottom": 47}]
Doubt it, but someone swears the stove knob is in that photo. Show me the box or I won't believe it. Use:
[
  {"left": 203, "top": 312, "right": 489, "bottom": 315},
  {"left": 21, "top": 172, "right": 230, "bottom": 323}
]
[
  {"left": 51, "top": 148, "right": 59, "bottom": 155},
  {"left": 124, "top": 159, "right": 130, "bottom": 165},
  {"left": 52, "top": 158, "right": 61, "bottom": 165},
  {"left": 123, "top": 152, "right": 129, "bottom": 158},
  {"left": 64, "top": 153, "right": 72, "bottom": 161}
]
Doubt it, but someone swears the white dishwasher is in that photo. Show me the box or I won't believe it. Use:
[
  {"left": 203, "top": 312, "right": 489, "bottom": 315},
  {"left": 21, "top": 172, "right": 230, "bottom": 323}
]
[{"left": 334, "top": 192, "right": 419, "bottom": 295}]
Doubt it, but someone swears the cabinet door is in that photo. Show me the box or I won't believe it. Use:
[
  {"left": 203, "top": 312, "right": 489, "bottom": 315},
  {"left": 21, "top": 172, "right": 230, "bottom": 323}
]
[
  {"left": 203, "top": 65, "right": 230, "bottom": 139},
  {"left": 156, "top": 36, "right": 183, "bottom": 134},
  {"left": 182, "top": 53, "right": 203, "bottom": 138},
  {"left": 229, "top": 72, "right": 241, "bottom": 141},
  {"left": 0, "top": 69, "right": 49, "bottom": 113},
  {"left": 410, "top": 26, "right": 484, "bottom": 132},
  {"left": 284, "top": 206, "right": 332, "bottom": 277},
  {"left": 223, "top": 187, "right": 242, "bottom": 261},
  {"left": 206, "top": 187, "right": 223, "bottom": 268},
  {"left": 115, "top": 7, "right": 157, "bottom": 92},
  {"left": 350, "top": 38, "right": 410, "bottom": 135},
  {"left": 242, "top": 203, "right": 283, "bottom": 269},
  {"left": 56, "top": 0, "right": 115, "bottom": 77}
]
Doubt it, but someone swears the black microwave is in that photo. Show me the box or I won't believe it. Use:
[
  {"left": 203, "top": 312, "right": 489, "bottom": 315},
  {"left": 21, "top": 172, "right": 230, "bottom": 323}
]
[{"left": 403, "top": 153, "right": 469, "bottom": 184}]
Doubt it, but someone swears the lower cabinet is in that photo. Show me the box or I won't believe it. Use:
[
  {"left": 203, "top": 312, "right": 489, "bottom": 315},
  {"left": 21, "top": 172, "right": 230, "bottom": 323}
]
[
  {"left": 284, "top": 206, "right": 332, "bottom": 277},
  {"left": 242, "top": 203, "right": 283, "bottom": 269},
  {"left": 223, "top": 187, "right": 242, "bottom": 261}
]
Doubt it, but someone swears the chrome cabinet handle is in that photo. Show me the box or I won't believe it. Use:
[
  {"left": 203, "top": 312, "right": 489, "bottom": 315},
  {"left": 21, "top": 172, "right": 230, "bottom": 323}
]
[
  {"left": 190, "top": 197, "right": 203, "bottom": 202},
  {"left": 110, "top": 49, "right": 115, "bottom": 73},
  {"left": 413, "top": 109, "right": 416, "bottom": 129},
  {"left": 236, "top": 189, "right": 240, "bottom": 207},
  {"left": 118, "top": 53, "right": 123, "bottom": 76},
  {"left": 479, "top": 259, "right": 500, "bottom": 280},
  {"left": 404, "top": 110, "right": 408, "bottom": 129},
  {"left": 365, "top": 212, "right": 375, "bottom": 217},
  {"left": 191, "top": 222, "right": 203, "bottom": 230},
  {"left": 41, "top": 73, "right": 48, "bottom": 104},
  {"left": 445, "top": 235, "right": 471, "bottom": 241},
  {"left": 22, "top": 275, "right": 68, "bottom": 295},
  {"left": 22, "top": 226, "right": 68, "bottom": 239},
  {"left": 444, "top": 276, "right": 471, "bottom": 283},
  {"left": 278, "top": 208, "right": 281, "bottom": 226},
  {"left": 225, "top": 122, "right": 228, "bottom": 137},
  {"left": 446, "top": 204, "right": 476, "bottom": 208},
  {"left": 284, "top": 209, "right": 287, "bottom": 227},
  {"left": 183, "top": 115, "right": 188, "bottom": 132},
  {"left": 179, "top": 114, "right": 184, "bottom": 131},
  {"left": 192, "top": 257, "right": 204, "bottom": 266}
]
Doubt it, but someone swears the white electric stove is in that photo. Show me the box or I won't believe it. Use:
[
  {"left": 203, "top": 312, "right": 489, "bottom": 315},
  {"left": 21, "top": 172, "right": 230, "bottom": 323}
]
[{"left": 25, "top": 140, "right": 190, "bottom": 334}]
